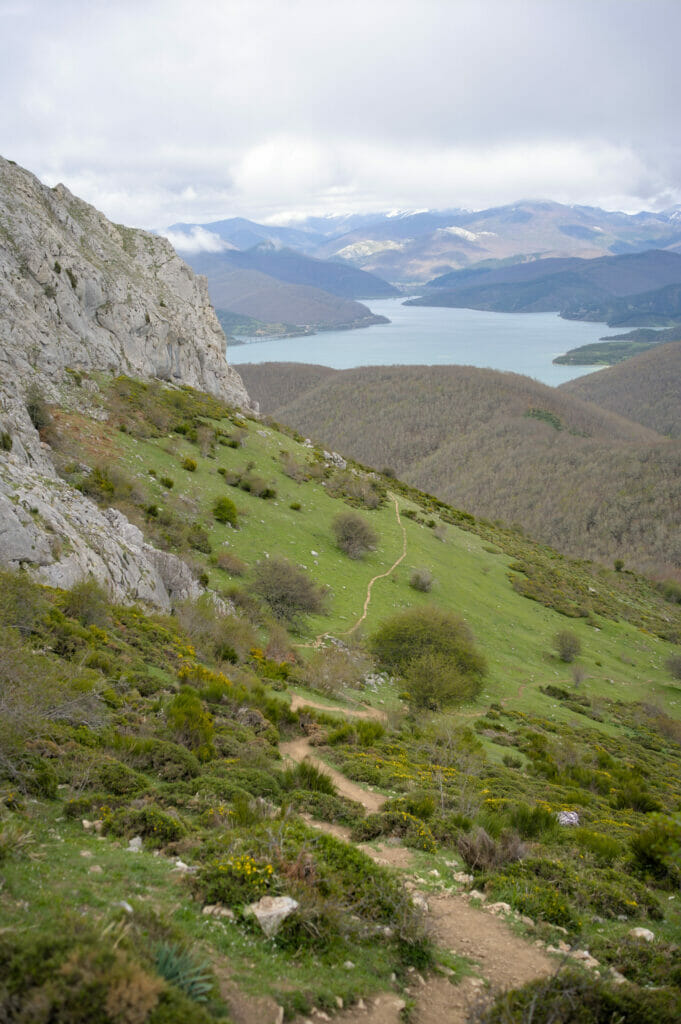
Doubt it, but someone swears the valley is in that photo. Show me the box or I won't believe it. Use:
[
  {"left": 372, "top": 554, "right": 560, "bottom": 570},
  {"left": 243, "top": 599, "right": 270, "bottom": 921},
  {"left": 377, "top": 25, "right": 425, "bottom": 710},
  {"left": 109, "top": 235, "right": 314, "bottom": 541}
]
[{"left": 1, "top": 156, "right": 680, "bottom": 1024}]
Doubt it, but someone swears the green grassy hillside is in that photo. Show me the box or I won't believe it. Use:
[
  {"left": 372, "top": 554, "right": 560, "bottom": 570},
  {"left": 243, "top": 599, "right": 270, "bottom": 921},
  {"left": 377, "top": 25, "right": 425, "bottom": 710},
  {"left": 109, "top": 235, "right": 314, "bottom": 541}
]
[
  {"left": 2, "top": 374, "right": 681, "bottom": 1022},
  {"left": 235, "top": 362, "right": 681, "bottom": 577}
]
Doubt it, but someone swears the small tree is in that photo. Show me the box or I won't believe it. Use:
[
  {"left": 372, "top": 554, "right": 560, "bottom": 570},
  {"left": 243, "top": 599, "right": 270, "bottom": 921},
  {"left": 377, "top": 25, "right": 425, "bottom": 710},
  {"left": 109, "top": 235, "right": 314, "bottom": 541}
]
[
  {"left": 253, "top": 557, "right": 328, "bottom": 623},
  {"left": 332, "top": 511, "right": 379, "bottom": 559},
  {"left": 166, "top": 687, "right": 214, "bottom": 760},
  {"left": 371, "top": 605, "right": 486, "bottom": 709},
  {"left": 554, "top": 629, "right": 581, "bottom": 663},
  {"left": 212, "top": 496, "right": 238, "bottom": 527}
]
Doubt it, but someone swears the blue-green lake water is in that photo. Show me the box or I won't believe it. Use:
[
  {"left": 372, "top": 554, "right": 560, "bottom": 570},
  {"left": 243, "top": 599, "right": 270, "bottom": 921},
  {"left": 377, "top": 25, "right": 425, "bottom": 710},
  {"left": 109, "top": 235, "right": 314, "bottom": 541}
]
[{"left": 231, "top": 298, "right": 609, "bottom": 386}]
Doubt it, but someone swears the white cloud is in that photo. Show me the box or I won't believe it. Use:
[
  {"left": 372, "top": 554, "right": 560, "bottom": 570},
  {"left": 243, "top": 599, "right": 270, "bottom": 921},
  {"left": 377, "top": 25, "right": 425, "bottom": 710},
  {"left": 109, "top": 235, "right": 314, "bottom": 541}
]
[
  {"left": 160, "top": 226, "right": 232, "bottom": 254},
  {"left": 2, "top": 0, "right": 681, "bottom": 226}
]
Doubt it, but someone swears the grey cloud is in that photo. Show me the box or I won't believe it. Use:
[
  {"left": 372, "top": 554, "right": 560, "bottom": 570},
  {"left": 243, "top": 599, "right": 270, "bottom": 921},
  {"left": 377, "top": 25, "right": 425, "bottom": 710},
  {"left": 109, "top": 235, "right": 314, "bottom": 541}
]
[{"left": 1, "top": 0, "right": 680, "bottom": 225}]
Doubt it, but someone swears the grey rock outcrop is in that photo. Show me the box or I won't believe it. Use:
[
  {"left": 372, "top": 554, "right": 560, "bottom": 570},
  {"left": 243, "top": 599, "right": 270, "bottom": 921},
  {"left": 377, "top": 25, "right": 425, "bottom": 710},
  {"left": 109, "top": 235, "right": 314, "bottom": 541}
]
[{"left": 0, "top": 155, "right": 253, "bottom": 606}]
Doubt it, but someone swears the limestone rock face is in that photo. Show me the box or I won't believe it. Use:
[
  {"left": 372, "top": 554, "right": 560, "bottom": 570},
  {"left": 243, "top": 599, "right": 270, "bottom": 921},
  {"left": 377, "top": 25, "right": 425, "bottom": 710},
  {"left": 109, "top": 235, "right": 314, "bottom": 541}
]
[{"left": 0, "top": 155, "right": 253, "bottom": 606}]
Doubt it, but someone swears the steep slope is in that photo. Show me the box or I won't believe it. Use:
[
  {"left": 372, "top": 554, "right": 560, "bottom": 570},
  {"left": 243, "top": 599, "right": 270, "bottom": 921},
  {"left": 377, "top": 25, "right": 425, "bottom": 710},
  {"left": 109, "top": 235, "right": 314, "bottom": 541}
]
[
  {"left": 561, "top": 341, "right": 681, "bottom": 438},
  {"left": 235, "top": 362, "right": 681, "bottom": 574},
  {"left": 192, "top": 267, "right": 387, "bottom": 331},
  {"left": 0, "top": 155, "right": 251, "bottom": 605}
]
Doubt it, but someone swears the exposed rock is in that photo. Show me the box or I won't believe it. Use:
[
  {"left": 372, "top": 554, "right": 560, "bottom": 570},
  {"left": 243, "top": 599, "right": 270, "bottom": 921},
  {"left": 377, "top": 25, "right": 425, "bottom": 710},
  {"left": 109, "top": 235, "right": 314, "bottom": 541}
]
[
  {"left": 629, "top": 927, "right": 655, "bottom": 942},
  {"left": 0, "top": 155, "right": 253, "bottom": 607},
  {"left": 244, "top": 895, "right": 299, "bottom": 937},
  {"left": 557, "top": 811, "right": 580, "bottom": 826},
  {"left": 126, "top": 836, "right": 143, "bottom": 853},
  {"left": 235, "top": 706, "right": 271, "bottom": 733}
]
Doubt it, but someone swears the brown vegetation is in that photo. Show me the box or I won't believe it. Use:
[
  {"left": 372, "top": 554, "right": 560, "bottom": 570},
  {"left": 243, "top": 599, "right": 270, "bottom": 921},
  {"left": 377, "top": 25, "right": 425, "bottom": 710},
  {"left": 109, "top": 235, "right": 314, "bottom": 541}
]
[{"left": 237, "top": 362, "right": 681, "bottom": 575}]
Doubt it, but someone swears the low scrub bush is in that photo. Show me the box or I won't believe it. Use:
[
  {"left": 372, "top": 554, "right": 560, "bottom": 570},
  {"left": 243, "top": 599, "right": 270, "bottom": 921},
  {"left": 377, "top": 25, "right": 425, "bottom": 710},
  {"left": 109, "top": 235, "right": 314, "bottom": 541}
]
[
  {"left": 181, "top": 457, "right": 197, "bottom": 472},
  {"left": 252, "top": 557, "right": 328, "bottom": 623},
  {"left": 573, "top": 828, "right": 622, "bottom": 865},
  {"left": 480, "top": 967, "right": 680, "bottom": 1024},
  {"left": 214, "top": 550, "right": 247, "bottom": 576},
  {"left": 409, "top": 568, "right": 434, "bottom": 592},
  {"left": 194, "top": 853, "right": 275, "bottom": 907},
  {"left": 154, "top": 943, "right": 215, "bottom": 1004},
  {"left": 166, "top": 687, "right": 214, "bottom": 760},
  {"left": 457, "top": 826, "right": 525, "bottom": 872},
  {"left": 61, "top": 577, "right": 110, "bottom": 627},
  {"left": 629, "top": 816, "right": 681, "bottom": 886},
  {"left": 293, "top": 643, "right": 371, "bottom": 695},
  {"left": 96, "top": 758, "right": 149, "bottom": 796},
  {"left": 331, "top": 511, "right": 379, "bottom": 559},
  {"left": 282, "top": 758, "right": 337, "bottom": 795},
  {"left": 553, "top": 629, "right": 582, "bottom": 663},
  {"left": 105, "top": 803, "right": 186, "bottom": 845}
]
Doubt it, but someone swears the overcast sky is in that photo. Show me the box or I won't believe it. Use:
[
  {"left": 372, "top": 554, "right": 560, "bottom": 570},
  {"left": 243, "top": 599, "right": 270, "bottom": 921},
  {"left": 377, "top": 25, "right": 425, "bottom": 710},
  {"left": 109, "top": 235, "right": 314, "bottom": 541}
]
[{"left": 1, "top": 0, "right": 680, "bottom": 229}]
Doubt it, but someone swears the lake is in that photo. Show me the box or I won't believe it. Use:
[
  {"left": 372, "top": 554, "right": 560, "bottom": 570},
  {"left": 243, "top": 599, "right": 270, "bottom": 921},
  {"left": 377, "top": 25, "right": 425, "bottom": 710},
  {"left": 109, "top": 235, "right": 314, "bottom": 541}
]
[{"left": 230, "top": 298, "right": 610, "bottom": 386}]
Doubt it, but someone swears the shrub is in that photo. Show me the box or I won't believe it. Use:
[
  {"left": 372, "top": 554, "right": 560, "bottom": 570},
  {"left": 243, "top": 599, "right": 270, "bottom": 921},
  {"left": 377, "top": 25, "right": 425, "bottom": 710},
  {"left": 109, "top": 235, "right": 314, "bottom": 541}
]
[
  {"left": 289, "top": 501, "right": 302, "bottom": 511},
  {"left": 61, "top": 577, "right": 110, "bottom": 627},
  {"left": 214, "top": 550, "right": 247, "bottom": 576},
  {"left": 282, "top": 758, "right": 337, "bottom": 795},
  {"left": 160, "top": 476, "right": 174, "bottom": 489},
  {"left": 25, "top": 384, "right": 52, "bottom": 432},
  {"left": 331, "top": 511, "right": 379, "bottom": 559},
  {"left": 0, "top": 430, "right": 11, "bottom": 451},
  {"left": 629, "top": 816, "right": 681, "bottom": 886},
  {"left": 371, "top": 606, "right": 486, "bottom": 708},
  {"left": 106, "top": 804, "right": 186, "bottom": 846},
  {"left": 186, "top": 524, "right": 211, "bottom": 553},
  {"left": 252, "top": 557, "right": 328, "bottom": 623},
  {"left": 166, "top": 687, "right": 214, "bottom": 759},
  {"left": 181, "top": 457, "right": 197, "bottom": 472},
  {"left": 194, "top": 853, "right": 274, "bottom": 907},
  {"left": 665, "top": 654, "right": 681, "bottom": 681},
  {"left": 457, "top": 826, "right": 525, "bottom": 872},
  {"left": 480, "top": 968, "right": 681, "bottom": 1024},
  {"left": 553, "top": 629, "right": 581, "bottom": 663},
  {"left": 573, "top": 828, "right": 622, "bottom": 865},
  {"left": 212, "top": 496, "right": 238, "bottom": 526},
  {"left": 409, "top": 568, "right": 433, "bottom": 592},
  {"left": 294, "top": 643, "right": 371, "bottom": 695},
  {"left": 96, "top": 759, "right": 148, "bottom": 796}
]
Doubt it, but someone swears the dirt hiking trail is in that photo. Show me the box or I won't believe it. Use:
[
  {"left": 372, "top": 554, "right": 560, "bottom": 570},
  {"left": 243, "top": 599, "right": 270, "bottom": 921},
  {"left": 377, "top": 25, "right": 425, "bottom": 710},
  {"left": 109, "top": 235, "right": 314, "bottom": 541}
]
[{"left": 279, "top": 727, "right": 553, "bottom": 1024}]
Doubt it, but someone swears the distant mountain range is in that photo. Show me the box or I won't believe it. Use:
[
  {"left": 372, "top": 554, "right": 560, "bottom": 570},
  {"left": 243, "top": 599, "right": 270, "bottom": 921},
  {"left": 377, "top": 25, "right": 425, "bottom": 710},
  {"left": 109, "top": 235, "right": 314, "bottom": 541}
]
[
  {"left": 170, "top": 200, "right": 681, "bottom": 286},
  {"left": 406, "top": 250, "right": 681, "bottom": 327}
]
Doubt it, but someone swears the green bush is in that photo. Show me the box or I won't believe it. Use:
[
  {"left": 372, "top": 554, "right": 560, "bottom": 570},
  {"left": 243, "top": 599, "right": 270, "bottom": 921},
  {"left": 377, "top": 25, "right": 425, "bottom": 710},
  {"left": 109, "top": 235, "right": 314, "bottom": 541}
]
[
  {"left": 166, "top": 688, "right": 214, "bottom": 760},
  {"left": 665, "top": 653, "right": 681, "bottom": 680},
  {"left": 160, "top": 475, "right": 174, "bottom": 489},
  {"left": 629, "top": 816, "right": 681, "bottom": 886},
  {"left": 154, "top": 943, "right": 214, "bottom": 1003},
  {"left": 96, "top": 759, "right": 148, "bottom": 796},
  {"left": 181, "top": 457, "right": 197, "bottom": 472},
  {"left": 194, "top": 853, "right": 275, "bottom": 907},
  {"left": 371, "top": 605, "right": 486, "bottom": 683},
  {"left": 105, "top": 804, "right": 186, "bottom": 845},
  {"left": 282, "top": 758, "right": 337, "bottom": 795},
  {"left": 481, "top": 968, "right": 681, "bottom": 1024},
  {"left": 62, "top": 577, "right": 110, "bottom": 627},
  {"left": 573, "top": 828, "right": 622, "bottom": 865},
  {"left": 331, "top": 511, "right": 379, "bottom": 559},
  {"left": 212, "top": 496, "right": 238, "bottom": 526},
  {"left": 25, "top": 384, "right": 52, "bottom": 432},
  {"left": 0, "top": 430, "right": 12, "bottom": 451}
]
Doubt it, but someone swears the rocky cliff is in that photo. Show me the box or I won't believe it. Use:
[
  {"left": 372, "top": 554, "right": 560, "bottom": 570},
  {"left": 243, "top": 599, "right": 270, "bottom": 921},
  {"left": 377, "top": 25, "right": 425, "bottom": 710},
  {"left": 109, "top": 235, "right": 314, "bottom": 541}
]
[{"left": 0, "top": 156, "right": 252, "bottom": 607}]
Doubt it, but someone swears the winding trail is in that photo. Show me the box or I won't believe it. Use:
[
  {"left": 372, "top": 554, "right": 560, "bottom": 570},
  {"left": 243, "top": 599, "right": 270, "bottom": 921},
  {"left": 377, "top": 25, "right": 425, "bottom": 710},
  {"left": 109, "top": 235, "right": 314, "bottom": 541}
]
[
  {"left": 280, "top": 735, "right": 386, "bottom": 813},
  {"left": 342, "top": 495, "right": 407, "bottom": 636}
]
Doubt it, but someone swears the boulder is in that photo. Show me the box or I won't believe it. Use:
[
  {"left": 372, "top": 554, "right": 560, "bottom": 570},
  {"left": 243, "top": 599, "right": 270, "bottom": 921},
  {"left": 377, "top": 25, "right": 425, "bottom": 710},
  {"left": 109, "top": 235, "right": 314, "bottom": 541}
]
[
  {"left": 629, "top": 927, "right": 655, "bottom": 942},
  {"left": 244, "top": 895, "right": 299, "bottom": 937},
  {"left": 557, "top": 811, "right": 580, "bottom": 826}
]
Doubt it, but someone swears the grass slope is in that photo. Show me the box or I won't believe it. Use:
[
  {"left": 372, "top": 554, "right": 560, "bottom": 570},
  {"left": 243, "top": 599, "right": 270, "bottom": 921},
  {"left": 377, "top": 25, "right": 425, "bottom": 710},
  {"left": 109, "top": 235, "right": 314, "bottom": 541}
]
[
  {"left": 235, "top": 362, "right": 681, "bottom": 576},
  {"left": 2, "top": 373, "right": 681, "bottom": 1023}
]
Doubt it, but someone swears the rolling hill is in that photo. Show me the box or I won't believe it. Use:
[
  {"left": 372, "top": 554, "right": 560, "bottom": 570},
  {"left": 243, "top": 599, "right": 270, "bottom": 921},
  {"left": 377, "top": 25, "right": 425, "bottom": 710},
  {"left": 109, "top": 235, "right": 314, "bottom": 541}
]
[
  {"left": 406, "top": 250, "right": 681, "bottom": 326},
  {"left": 561, "top": 341, "right": 681, "bottom": 438},
  {"left": 196, "top": 267, "right": 387, "bottom": 332},
  {"left": 3, "top": 158, "right": 681, "bottom": 1023},
  {"left": 235, "top": 361, "right": 681, "bottom": 576}
]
